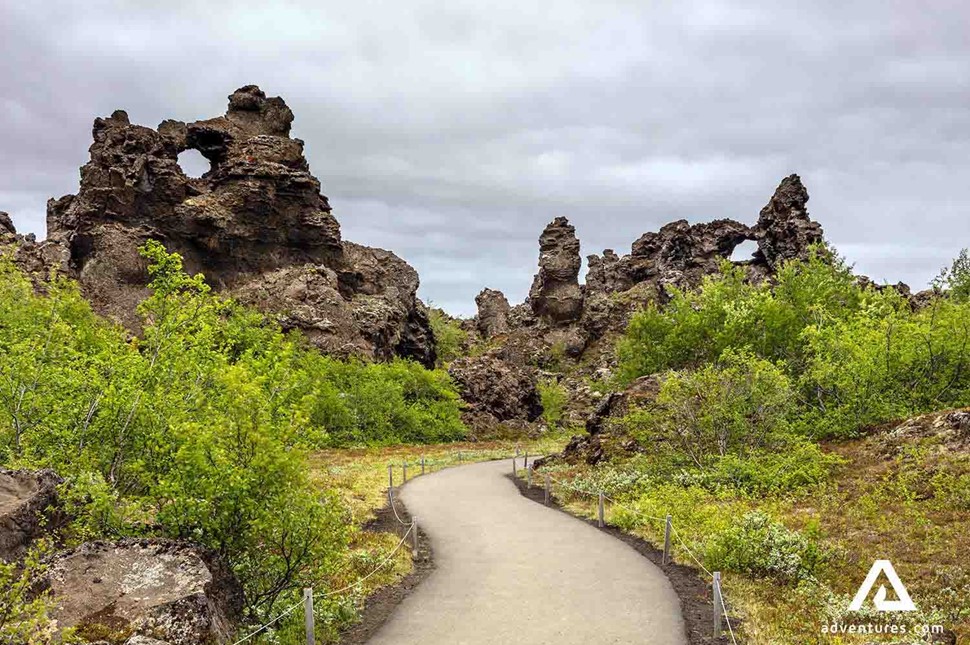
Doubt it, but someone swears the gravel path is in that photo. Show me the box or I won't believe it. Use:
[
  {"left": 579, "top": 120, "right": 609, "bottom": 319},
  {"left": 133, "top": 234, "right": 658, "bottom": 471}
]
[{"left": 367, "top": 459, "right": 687, "bottom": 645}]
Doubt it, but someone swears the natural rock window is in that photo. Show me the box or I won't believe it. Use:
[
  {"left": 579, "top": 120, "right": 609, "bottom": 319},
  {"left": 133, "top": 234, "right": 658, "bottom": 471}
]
[
  {"left": 177, "top": 148, "right": 210, "bottom": 178},
  {"left": 730, "top": 239, "right": 759, "bottom": 262}
]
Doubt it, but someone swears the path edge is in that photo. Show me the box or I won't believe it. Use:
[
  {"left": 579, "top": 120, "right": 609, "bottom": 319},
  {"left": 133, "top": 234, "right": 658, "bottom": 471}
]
[{"left": 507, "top": 473, "right": 735, "bottom": 645}]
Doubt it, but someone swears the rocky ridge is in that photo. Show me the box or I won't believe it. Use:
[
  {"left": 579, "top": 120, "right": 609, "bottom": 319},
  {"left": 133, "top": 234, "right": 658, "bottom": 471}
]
[
  {"left": 2, "top": 86, "right": 435, "bottom": 366},
  {"left": 457, "top": 175, "right": 827, "bottom": 431}
]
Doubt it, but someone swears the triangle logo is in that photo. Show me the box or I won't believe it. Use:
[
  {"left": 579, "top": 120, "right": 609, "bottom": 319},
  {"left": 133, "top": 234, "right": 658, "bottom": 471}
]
[{"left": 848, "top": 560, "right": 917, "bottom": 612}]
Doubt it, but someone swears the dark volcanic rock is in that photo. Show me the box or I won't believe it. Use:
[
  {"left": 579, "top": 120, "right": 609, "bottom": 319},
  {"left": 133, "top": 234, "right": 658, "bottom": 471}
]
[
  {"left": 448, "top": 356, "right": 542, "bottom": 430},
  {"left": 47, "top": 539, "right": 243, "bottom": 645},
  {"left": 20, "top": 85, "right": 434, "bottom": 366},
  {"left": 752, "top": 173, "right": 823, "bottom": 269},
  {"left": 528, "top": 217, "right": 584, "bottom": 324},
  {"left": 0, "top": 469, "right": 62, "bottom": 562},
  {"left": 475, "top": 288, "right": 511, "bottom": 339}
]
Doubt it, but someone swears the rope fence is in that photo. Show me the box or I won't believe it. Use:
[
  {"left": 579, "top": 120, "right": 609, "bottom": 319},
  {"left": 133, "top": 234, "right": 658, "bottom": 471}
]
[
  {"left": 234, "top": 448, "right": 740, "bottom": 644},
  {"left": 234, "top": 447, "right": 521, "bottom": 644},
  {"left": 520, "top": 456, "right": 740, "bottom": 644}
]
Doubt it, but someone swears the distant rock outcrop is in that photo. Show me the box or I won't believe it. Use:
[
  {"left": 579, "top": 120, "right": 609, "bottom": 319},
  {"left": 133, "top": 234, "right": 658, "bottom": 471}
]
[
  {"left": 751, "top": 173, "right": 823, "bottom": 270},
  {"left": 4, "top": 86, "right": 435, "bottom": 366},
  {"left": 46, "top": 539, "right": 243, "bottom": 644},
  {"left": 475, "top": 288, "right": 511, "bottom": 339},
  {"left": 461, "top": 174, "right": 828, "bottom": 430},
  {"left": 528, "top": 217, "right": 584, "bottom": 325}
]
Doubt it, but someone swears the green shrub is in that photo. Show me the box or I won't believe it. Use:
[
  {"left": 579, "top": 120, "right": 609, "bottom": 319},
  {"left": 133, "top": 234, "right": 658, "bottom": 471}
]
[
  {"left": 538, "top": 378, "right": 568, "bottom": 430},
  {"left": 625, "top": 350, "right": 793, "bottom": 466},
  {"left": 0, "top": 242, "right": 467, "bottom": 623},
  {"left": 428, "top": 307, "right": 467, "bottom": 366},
  {"left": 674, "top": 441, "right": 842, "bottom": 495},
  {"left": 706, "top": 511, "right": 826, "bottom": 583}
]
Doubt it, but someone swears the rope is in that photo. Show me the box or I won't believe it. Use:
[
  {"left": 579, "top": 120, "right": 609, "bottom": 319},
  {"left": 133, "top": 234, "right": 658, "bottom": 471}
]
[
  {"left": 538, "top": 470, "right": 742, "bottom": 640},
  {"left": 388, "top": 488, "right": 410, "bottom": 526},
  {"left": 670, "top": 523, "right": 713, "bottom": 578},
  {"left": 717, "top": 578, "right": 740, "bottom": 645},
  {"left": 231, "top": 599, "right": 303, "bottom": 644},
  {"left": 321, "top": 523, "right": 414, "bottom": 597},
  {"left": 232, "top": 522, "right": 415, "bottom": 644}
]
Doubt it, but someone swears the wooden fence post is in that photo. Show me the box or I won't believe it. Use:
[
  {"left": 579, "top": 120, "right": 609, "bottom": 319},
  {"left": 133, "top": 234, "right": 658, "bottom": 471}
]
[
  {"left": 544, "top": 474, "right": 551, "bottom": 505},
  {"left": 598, "top": 492, "right": 605, "bottom": 527},
  {"left": 421, "top": 456, "right": 425, "bottom": 475},
  {"left": 412, "top": 519, "right": 419, "bottom": 554},
  {"left": 387, "top": 464, "right": 393, "bottom": 489},
  {"left": 304, "top": 587, "right": 315, "bottom": 645},
  {"left": 512, "top": 456, "right": 517, "bottom": 476},
  {"left": 403, "top": 462, "right": 408, "bottom": 483},
  {"left": 713, "top": 572, "right": 722, "bottom": 638},
  {"left": 527, "top": 464, "right": 532, "bottom": 487},
  {"left": 663, "top": 514, "right": 672, "bottom": 565}
]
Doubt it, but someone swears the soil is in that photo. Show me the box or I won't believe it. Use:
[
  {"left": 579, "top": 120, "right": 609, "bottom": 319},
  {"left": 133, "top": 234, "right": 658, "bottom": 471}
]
[
  {"left": 338, "top": 485, "right": 435, "bottom": 645},
  {"left": 508, "top": 473, "right": 738, "bottom": 645}
]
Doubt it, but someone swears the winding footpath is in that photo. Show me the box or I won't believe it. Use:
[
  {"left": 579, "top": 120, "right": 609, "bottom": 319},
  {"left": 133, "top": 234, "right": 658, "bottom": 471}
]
[{"left": 368, "top": 459, "right": 686, "bottom": 645}]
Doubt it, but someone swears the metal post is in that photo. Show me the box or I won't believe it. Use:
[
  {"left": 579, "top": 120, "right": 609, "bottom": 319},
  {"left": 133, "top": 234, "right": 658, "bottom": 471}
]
[
  {"left": 598, "top": 492, "right": 605, "bottom": 527},
  {"left": 512, "top": 456, "right": 517, "bottom": 476},
  {"left": 421, "top": 456, "right": 425, "bottom": 475},
  {"left": 412, "top": 519, "right": 419, "bottom": 554},
  {"left": 713, "top": 572, "right": 722, "bottom": 638},
  {"left": 403, "top": 462, "right": 408, "bottom": 483},
  {"left": 544, "top": 474, "right": 551, "bottom": 505},
  {"left": 304, "top": 587, "right": 315, "bottom": 645},
  {"left": 527, "top": 465, "right": 532, "bottom": 487},
  {"left": 663, "top": 514, "right": 672, "bottom": 565}
]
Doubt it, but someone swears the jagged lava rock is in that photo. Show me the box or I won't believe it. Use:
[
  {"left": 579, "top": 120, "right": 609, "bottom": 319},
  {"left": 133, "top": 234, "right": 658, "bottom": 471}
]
[
  {"left": 475, "top": 288, "right": 511, "bottom": 338},
  {"left": 752, "top": 173, "right": 823, "bottom": 269},
  {"left": 0, "top": 468, "right": 62, "bottom": 562},
  {"left": 47, "top": 539, "right": 243, "bottom": 644},
  {"left": 528, "top": 217, "right": 583, "bottom": 324},
  {"left": 33, "top": 85, "right": 433, "bottom": 366},
  {"left": 448, "top": 356, "right": 542, "bottom": 430}
]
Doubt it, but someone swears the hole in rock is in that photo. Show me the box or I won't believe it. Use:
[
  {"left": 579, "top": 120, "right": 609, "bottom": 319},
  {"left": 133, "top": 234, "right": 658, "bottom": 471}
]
[
  {"left": 730, "top": 239, "right": 759, "bottom": 262},
  {"left": 178, "top": 149, "right": 210, "bottom": 178}
]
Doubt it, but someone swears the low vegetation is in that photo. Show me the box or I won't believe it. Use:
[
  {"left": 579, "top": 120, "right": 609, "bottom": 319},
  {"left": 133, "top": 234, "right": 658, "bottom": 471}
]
[
  {"left": 0, "top": 242, "right": 466, "bottom": 639},
  {"left": 540, "top": 247, "right": 970, "bottom": 643}
]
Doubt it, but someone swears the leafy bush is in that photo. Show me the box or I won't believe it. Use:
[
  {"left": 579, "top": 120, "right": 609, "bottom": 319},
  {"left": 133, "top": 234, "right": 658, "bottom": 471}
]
[
  {"left": 706, "top": 511, "right": 826, "bottom": 583},
  {"left": 428, "top": 307, "right": 467, "bottom": 366},
  {"left": 617, "top": 246, "right": 863, "bottom": 382},
  {"left": 674, "top": 440, "right": 842, "bottom": 495},
  {"left": 625, "top": 350, "right": 793, "bottom": 466},
  {"left": 935, "top": 248, "right": 970, "bottom": 302},
  {"left": 799, "top": 295, "right": 970, "bottom": 437},
  {"left": 0, "top": 541, "right": 74, "bottom": 643},
  {"left": 538, "top": 378, "right": 568, "bottom": 430},
  {"left": 0, "top": 242, "right": 467, "bottom": 622}
]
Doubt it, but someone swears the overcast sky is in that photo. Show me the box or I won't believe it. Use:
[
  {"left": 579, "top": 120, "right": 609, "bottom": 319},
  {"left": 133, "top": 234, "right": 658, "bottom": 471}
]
[{"left": 2, "top": 1, "right": 968, "bottom": 315}]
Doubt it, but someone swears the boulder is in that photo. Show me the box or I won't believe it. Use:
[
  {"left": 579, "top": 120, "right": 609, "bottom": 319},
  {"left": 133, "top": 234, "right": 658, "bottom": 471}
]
[
  {"left": 528, "top": 217, "right": 584, "bottom": 324},
  {"left": 0, "top": 468, "right": 62, "bottom": 562},
  {"left": 46, "top": 539, "right": 243, "bottom": 645},
  {"left": 17, "top": 85, "right": 434, "bottom": 366},
  {"left": 449, "top": 356, "right": 542, "bottom": 429},
  {"left": 475, "top": 288, "right": 511, "bottom": 339}
]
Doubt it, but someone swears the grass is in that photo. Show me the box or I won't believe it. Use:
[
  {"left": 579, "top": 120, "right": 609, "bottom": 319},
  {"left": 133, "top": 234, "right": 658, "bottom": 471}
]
[
  {"left": 287, "top": 432, "right": 572, "bottom": 642},
  {"left": 522, "top": 422, "right": 970, "bottom": 644}
]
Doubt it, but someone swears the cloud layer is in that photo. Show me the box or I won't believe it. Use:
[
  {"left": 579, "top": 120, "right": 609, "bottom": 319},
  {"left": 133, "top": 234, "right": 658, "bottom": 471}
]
[{"left": 3, "top": 0, "right": 968, "bottom": 315}]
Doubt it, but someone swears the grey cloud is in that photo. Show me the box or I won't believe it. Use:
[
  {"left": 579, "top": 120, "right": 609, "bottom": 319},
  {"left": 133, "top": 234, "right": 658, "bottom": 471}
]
[{"left": 2, "top": 0, "right": 968, "bottom": 317}]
